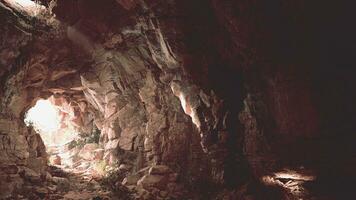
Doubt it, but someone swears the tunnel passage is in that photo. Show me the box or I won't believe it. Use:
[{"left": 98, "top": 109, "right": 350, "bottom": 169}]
[{"left": 1, "top": 0, "right": 356, "bottom": 199}]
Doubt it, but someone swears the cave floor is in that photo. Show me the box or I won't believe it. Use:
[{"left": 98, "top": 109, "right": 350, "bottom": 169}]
[
  {"left": 14, "top": 144, "right": 129, "bottom": 200},
  {"left": 11, "top": 164, "right": 117, "bottom": 200},
  {"left": 43, "top": 145, "right": 116, "bottom": 200},
  {"left": 18, "top": 158, "right": 119, "bottom": 200},
  {"left": 44, "top": 167, "right": 113, "bottom": 200}
]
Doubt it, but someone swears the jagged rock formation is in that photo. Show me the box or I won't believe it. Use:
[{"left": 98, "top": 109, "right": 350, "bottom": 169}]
[{"left": 1, "top": 0, "right": 356, "bottom": 199}]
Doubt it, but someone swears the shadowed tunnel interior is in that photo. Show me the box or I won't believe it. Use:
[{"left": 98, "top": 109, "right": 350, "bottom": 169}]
[{"left": 1, "top": 0, "right": 356, "bottom": 199}]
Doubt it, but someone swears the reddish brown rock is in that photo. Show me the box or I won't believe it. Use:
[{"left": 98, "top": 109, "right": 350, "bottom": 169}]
[
  {"left": 137, "top": 174, "right": 167, "bottom": 190},
  {"left": 49, "top": 155, "right": 62, "bottom": 165},
  {"left": 78, "top": 143, "right": 99, "bottom": 160}
]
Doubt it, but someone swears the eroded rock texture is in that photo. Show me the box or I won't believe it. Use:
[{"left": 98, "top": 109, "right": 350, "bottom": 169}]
[{"left": 1, "top": 0, "right": 356, "bottom": 199}]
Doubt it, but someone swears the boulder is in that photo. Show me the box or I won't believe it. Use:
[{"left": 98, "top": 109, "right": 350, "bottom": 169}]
[
  {"left": 122, "top": 174, "right": 141, "bottom": 186},
  {"left": 137, "top": 174, "right": 167, "bottom": 190},
  {"left": 148, "top": 165, "right": 172, "bottom": 175},
  {"left": 78, "top": 143, "right": 99, "bottom": 160},
  {"left": 49, "top": 155, "right": 61, "bottom": 165},
  {"left": 20, "top": 167, "right": 41, "bottom": 184},
  {"left": 118, "top": 164, "right": 132, "bottom": 172},
  {"left": 52, "top": 176, "right": 70, "bottom": 191}
]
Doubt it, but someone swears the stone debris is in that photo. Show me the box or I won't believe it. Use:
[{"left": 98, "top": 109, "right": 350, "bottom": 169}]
[
  {"left": 120, "top": 165, "right": 186, "bottom": 199},
  {"left": 50, "top": 155, "right": 62, "bottom": 165},
  {"left": 78, "top": 143, "right": 99, "bottom": 160}
]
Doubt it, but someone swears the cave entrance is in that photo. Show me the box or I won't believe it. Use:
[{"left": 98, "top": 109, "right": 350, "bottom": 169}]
[
  {"left": 23, "top": 97, "right": 113, "bottom": 198},
  {"left": 24, "top": 97, "right": 79, "bottom": 147},
  {"left": 24, "top": 96, "right": 80, "bottom": 166},
  {"left": 24, "top": 95, "right": 103, "bottom": 172}
]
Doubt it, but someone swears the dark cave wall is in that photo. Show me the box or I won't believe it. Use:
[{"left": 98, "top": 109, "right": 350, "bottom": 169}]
[{"left": 152, "top": 0, "right": 356, "bottom": 197}]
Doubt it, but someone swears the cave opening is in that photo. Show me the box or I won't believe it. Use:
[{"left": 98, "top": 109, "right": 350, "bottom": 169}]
[
  {"left": 20, "top": 96, "right": 115, "bottom": 198},
  {"left": 25, "top": 98, "right": 72, "bottom": 146},
  {"left": 24, "top": 96, "right": 82, "bottom": 166}
]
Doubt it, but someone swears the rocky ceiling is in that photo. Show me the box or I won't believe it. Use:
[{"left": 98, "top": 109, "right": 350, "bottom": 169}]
[{"left": 1, "top": 0, "right": 356, "bottom": 199}]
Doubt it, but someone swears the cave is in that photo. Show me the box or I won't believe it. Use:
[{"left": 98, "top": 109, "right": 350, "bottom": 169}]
[{"left": 1, "top": 0, "right": 356, "bottom": 199}]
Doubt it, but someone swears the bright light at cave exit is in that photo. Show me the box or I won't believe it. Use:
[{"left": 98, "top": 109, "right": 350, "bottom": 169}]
[
  {"left": 25, "top": 99, "right": 61, "bottom": 133},
  {"left": 25, "top": 99, "right": 65, "bottom": 146},
  {"left": 25, "top": 98, "right": 80, "bottom": 147}
]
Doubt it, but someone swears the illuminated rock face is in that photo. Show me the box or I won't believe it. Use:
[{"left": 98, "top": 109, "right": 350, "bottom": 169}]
[{"left": 1, "top": 0, "right": 356, "bottom": 199}]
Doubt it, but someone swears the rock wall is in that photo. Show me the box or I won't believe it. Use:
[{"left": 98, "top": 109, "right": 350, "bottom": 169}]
[{"left": 0, "top": 115, "right": 48, "bottom": 198}]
